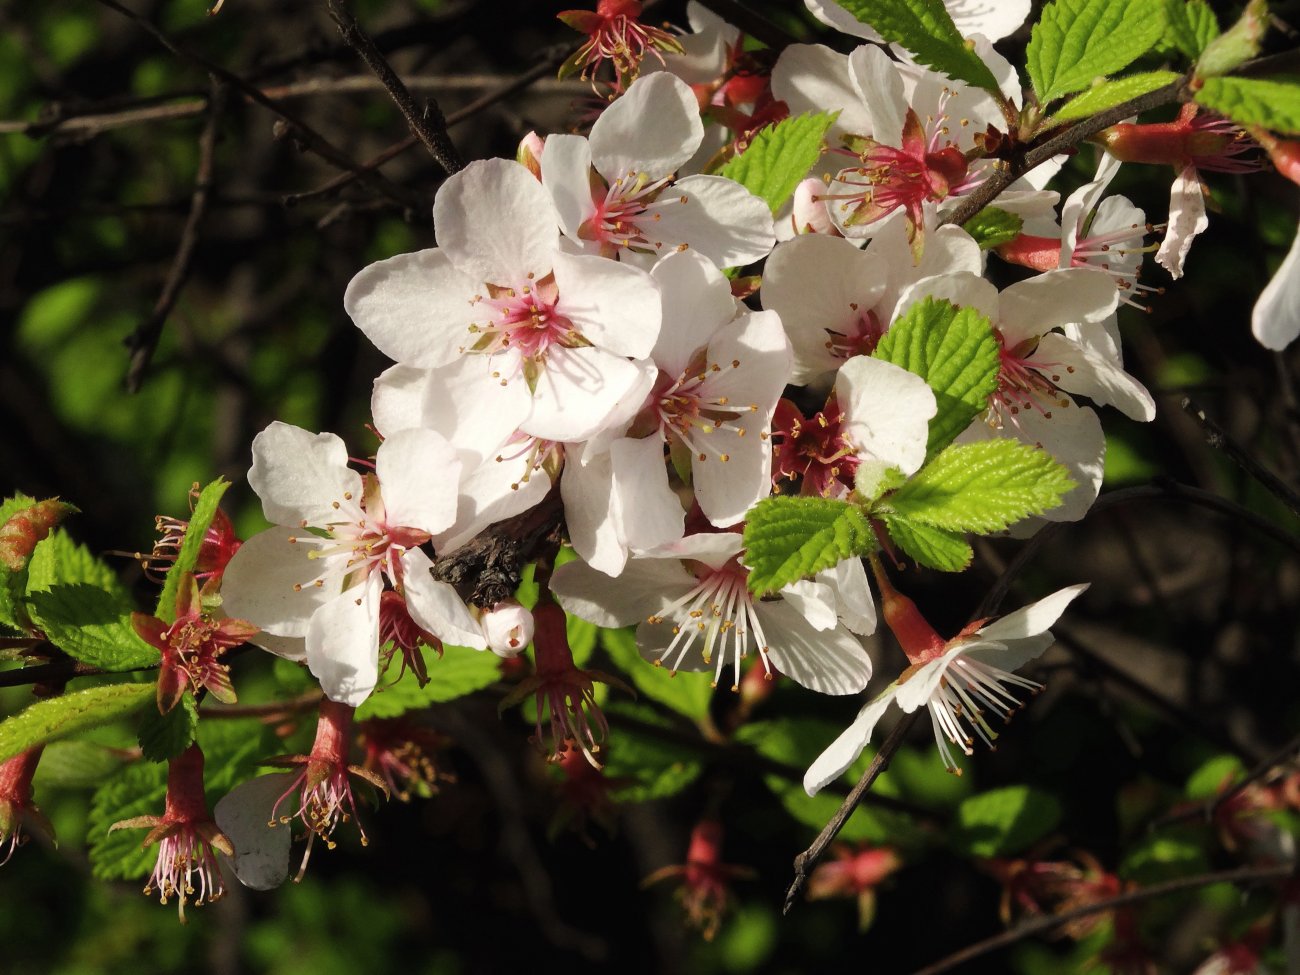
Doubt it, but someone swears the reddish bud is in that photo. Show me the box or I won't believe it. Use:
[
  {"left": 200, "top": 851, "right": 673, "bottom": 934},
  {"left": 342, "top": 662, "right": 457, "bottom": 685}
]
[{"left": 0, "top": 499, "right": 77, "bottom": 571}]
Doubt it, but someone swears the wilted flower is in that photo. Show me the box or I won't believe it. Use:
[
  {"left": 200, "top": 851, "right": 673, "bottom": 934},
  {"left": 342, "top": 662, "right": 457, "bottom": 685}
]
[{"left": 643, "top": 819, "right": 753, "bottom": 940}]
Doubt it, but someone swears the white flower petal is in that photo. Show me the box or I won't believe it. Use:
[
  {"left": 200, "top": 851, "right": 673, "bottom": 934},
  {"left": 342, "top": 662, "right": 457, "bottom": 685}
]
[
  {"left": 611, "top": 435, "right": 685, "bottom": 552},
  {"left": 651, "top": 250, "right": 737, "bottom": 377},
  {"left": 978, "top": 583, "right": 1089, "bottom": 643},
  {"left": 893, "top": 271, "right": 999, "bottom": 325},
  {"left": 561, "top": 442, "right": 628, "bottom": 577},
  {"left": 779, "top": 579, "right": 839, "bottom": 631},
  {"left": 221, "top": 527, "right": 337, "bottom": 638},
  {"left": 822, "top": 555, "right": 877, "bottom": 636},
  {"left": 803, "top": 690, "right": 897, "bottom": 796},
  {"left": 998, "top": 269, "right": 1119, "bottom": 348},
  {"left": 213, "top": 774, "right": 295, "bottom": 891},
  {"left": 434, "top": 451, "right": 551, "bottom": 555},
  {"left": 522, "top": 347, "right": 655, "bottom": 442},
  {"left": 647, "top": 175, "right": 776, "bottom": 268},
  {"left": 375, "top": 428, "right": 462, "bottom": 535},
  {"left": 371, "top": 364, "right": 432, "bottom": 438},
  {"left": 848, "top": 44, "right": 905, "bottom": 146},
  {"left": 760, "top": 599, "right": 873, "bottom": 694},
  {"left": 249, "top": 422, "right": 363, "bottom": 528},
  {"left": 541, "top": 133, "right": 597, "bottom": 242},
  {"left": 591, "top": 73, "right": 703, "bottom": 181},
  {"left": 306, "top": 582, "right": 382, "bottom": 706},
  {"left": 401, "top": 548, "right": 488, "bottom": 650},
  {"left": 1156, "top": 164, "right": 1208, "bottom": 280},
  {"left": 1034, "top": 332, "right": 1155, "bottom": 422},
  {"left": 552, "top": 250, "right": 661, "bottom": 359},
  {"left": 837, "top": 355, "right": 937, "bottom": 476},
  {"left": 1254, "top": 216, "right": 1300, "bottom": 350},
  {"left": 552, "top": 554, "right": 696, "bottom": 626},
  {"left": 771, "top": 44, "right": 872, "bottom": 141}
]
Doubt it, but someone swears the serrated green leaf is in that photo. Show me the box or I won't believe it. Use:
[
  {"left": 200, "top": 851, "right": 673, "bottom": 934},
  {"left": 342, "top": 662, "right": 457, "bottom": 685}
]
[
  {"left": 600, "top": 626, "right": 713, "bottom": 721},
  {"left": 883, "top": 439, "right": 1075, "bottom": 533},
  {"left": 1162, "top": 0, "right": 1219, "bottom": 59},
  {"left": 31, "top": 740, "right": 124, "bottom": 789},
  {"left": 0, "top": 493, "right": 36, "bottom": 632},
  {"left": 833, "top": 0, "right": 1001, "bottom": 92},
  {"left": 137, "top": 692, "right": 198, "bottom": 762},
  {"left": 1027, "top": 0, "right": 1168, "bottom": 104},
  {"left": 742, "top": 495, "right": 873, "bottom": 596},
  {"left": 877, "top": 513, "right": 972, "bottom": 572},
  {"left": 26, "top": 528, "right": 127, "bottom": 599},
  {"left": 872, "top": 297, "right": 1001, "bottom": 460},
  {"left": 717, "top": 111, "right": 837, "bottom": 215},
  {"left": 1045, "top": 70, "right": 1183, "bottom": 126},
  {"left": 0, "top": 682, "right": 154, "bottom": 765},
  {"left": 353, "top": 645, "right": 500, "bottom": 721},
  {"left": 961, "top": 207, "right": 1024, "bottom": 249},
  {"left": 27, "top": 584, "right": 160, "bottom": 671},
  {"left": 156, "top": 478, "right": 231, "bottom": 622},
  {"left": 951, "top": 785, "right": 1062, "bottom": 857},
  {"left": 600, "top": 700, "right": 702, "bottom": 802},
  {"left": 1195, "top": 76, "right": 1300, "bottom": 136}
]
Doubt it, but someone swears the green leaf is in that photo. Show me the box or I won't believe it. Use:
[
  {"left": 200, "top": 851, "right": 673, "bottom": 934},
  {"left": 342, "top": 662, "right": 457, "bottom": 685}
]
[
  {"left": 25, "top": 528, "right": 127, "bottom": 598},
  {"left": 877, "top": 513, "right": 972, "bottom": 572},
  {"left": 600, "top": 626, "right": 713, "bottom": 722},
  {"left": 137, "top": 692, "right": 199, "bottom": 762},
  {"left": 156, "top": 477, "right": 230, "bottom": 623},
  {"left": 717, "top": 111, "right": 837, "bottom": 215},
  {"left": 0, "top": 682, "right": 154, "bottom": 764},
  {"left": 600, "top": 701, "right": 702, "bottom": 803},
  {"left": 1121, "top": 830, "right": 1209, "bottom": 883},
  {"left": 1162, "top": 0, "right": 1219, "bottom": 59},
  {"left": 832, "top": 0, "right": 1001, "bottom": 92},
  {"left": 353, "top": 645, "right": 500, "bottom": 721},
  {"left": 961, "top": 207, "right": 1023, "bottom": 249},
  {"left": 872, "top": 297, "right": 1001, "bottom": 460},
  {"left": 1196, "top": 0, "right": 1266, "bottom": 79},
  {"left": 1195, "top": 76, "right": 1300, "bottom": 136},
  {"left": 1185, "top": 754, "right": 1244, "bottom": 800},
  {"left": 951, "top": 785, "right": 1062, "bottom": 857},
  {"left": 742, "top": 495, "right": 873, "bottom": 596},
  {"left": 882, "top": 439, "right": 1075, "bottom": 533},
  {"left": 31, "top": 740, "right": 124, "bottom": 789},
  {"left": 1045, "top": 70, "right": 1183, "bottom": 126},
  {"left": 1026, "top": 0, "right": 1168, "bottom": 104},
  {"left": 27, "top": 583, "right": 161, "bottom": 671}
]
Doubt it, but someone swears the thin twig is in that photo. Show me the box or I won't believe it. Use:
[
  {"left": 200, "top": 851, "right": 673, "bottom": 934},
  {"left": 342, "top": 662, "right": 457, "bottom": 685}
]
[
  {"left": 1152, "top": 728, "right": 1300, "bottom": 829},
  {"left": 325, "top": 0, "right": 463, "bottom": 175},
  {"left": 124, "top": 77, "right": 225, "bottom": 393},
  {"left": 909, "top": 863, "right": 1294, "bottom": 975},
  {"left": 783, "top": 710, "right": 919, "bottom": 913},
  {"left": 92, "top": 0, "right": 424, "bottom": 211},
  {"left": 200, "top": 689, "right": 323, "bottom": 719},
  {"left": 1181, "top": 396, "right": 1300, "bottom": 519}
]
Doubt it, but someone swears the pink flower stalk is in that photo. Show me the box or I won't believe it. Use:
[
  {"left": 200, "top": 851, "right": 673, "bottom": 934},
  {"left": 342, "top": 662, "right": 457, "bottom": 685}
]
[
  {"left": 267, "top": 700, "right": 387, "bottom": 879},
  {"left": 643, "top": 819, "right": 753, "bottom": 941},
  {"left": 0, "top": 747, "right": 53, "bottom": 864},
  {"left": 498, "top": 596, "right": 630, "bottom": 768},
  {"left": 558, "top": 0, "right": 683, "bottom": 91},
  {"left": 145, "top": 487, "right": 242, "bottom": 584},
  {"left": 110, "top": 745, "right": 232, "bottom": 922},
  {"left": 806, "top": 842, "right": 902, "bottom": 931},
  {"left": 359, "top": 717, "right": 451, "bottom": 802},
  {"left": 133, "top": 572, "right": 256, "bottom": 714}
]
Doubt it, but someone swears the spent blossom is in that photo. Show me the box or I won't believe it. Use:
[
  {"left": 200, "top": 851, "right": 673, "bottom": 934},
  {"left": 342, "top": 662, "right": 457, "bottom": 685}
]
[
  {"left": 643, "top": 819, "right": 753, "bottom": 941},
  {"left": 0, "top": 747, "right": 52, "bottom": 864},
  {"left": 557, "top": 0, "right": 683, "bottom": 91}
]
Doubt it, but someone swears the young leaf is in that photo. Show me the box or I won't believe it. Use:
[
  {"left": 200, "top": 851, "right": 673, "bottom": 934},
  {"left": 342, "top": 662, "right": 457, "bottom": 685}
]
[
  {"left": 872, "top": 297, "right": 1001, "bottom": 460},
  {"left": 1195, "top": 0, "right": 1266, "bottom": 79},
  {"left": 1026, "top": 0, "right": 1168, "bottom": 104},
  {"left": 600, "top": 700, "right": 702, "bottom": 803},
  {"left": 1045, "top": 70, "right": 1182, "bottom": 127},
  {"left": 1195, "top": 76, "right": 1300, "bottom": 136},
  {"left": 26, "top": 528, "right": 127, "bottom": 599},
  {"left": 27, "top": 583, "right": 161, "bottom": 671},
  {"left": 743, "top": 495, "right": 874, "bottom": 596},
  {"left": 961, "top": 207, "right": 1024, "bottom": 249},
  {"left": 137, "top": 692, "right": 199, "bottom": 763},
  {"left": 832, "top": 0, "right": 1001, "bottom": 92},
  {"left": 876, "top": 513, "right": 972, "bottom": 572},
  {"left": 1162, "top": 0, "right": 1219, "bottom": 60},
  {"left": 0, "top": 682, "right": 155, "bottom": 765},
  {"left": 600, "top": 626, "right": 713, "bottom": 722},
  {"left": 717, "top": 111, "right": 837, "bottom": 215},
  {"left": 951, "top": 785, "right": 1063, "bottom": 857},
  {"left": 156, "top": 477, "right": 231, "bottom": 623},
  {"left": 353, "top": 645, "right": 501, "bottom": 721},
  {"left": 881, "top": 439, "right": 1075, "bottom": 533}
]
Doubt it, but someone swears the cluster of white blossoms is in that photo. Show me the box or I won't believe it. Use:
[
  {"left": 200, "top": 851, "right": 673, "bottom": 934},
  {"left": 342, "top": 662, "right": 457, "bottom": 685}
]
[{"left": 214, "top": 0, "right": 1291, "bottom": 802}]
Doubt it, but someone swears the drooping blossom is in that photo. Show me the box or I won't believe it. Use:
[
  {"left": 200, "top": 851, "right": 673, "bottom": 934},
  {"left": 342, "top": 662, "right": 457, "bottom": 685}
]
[
  {"left": 221, "top": 421, "right": 484, "bottom": 706},
  {"left": 557, "top": 0, "right": 683, "bottom": 91},
  {"left": 133, "top": 572, "right": 255, "bottom": 713},
  {"left": 643, "top": 819, "right": 753, "bottom": 941},
  {"left": 144, "top": 485, "right": 242, "bottom": 584},
  {"left": 0, "top": 747, "right": 52, "bottom": 864},
  {"left": 345, "top": 157, "right": 662, "bottom": 444},
  {"left": 553, "top": 531, "right": 873, "bottom": 694},
  {"left": 542, "top": 72, "right": 775, "bottom": 268},
  {"left": 805, "top": 565, "right": 1088, "bottom": 790},
  {"left": 982, "top": 847, "right": 1120, "bottom": 936},
  {"left": 110, "top": 745, "right": 232, "bottom": 922},
  {"left": 806, "top": 842, "right": 902, "bottom": 931}
]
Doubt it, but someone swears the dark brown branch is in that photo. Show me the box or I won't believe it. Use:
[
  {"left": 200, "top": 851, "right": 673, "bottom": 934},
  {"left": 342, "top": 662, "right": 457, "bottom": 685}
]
[
  {"left": 941, "top": 77, "right": 1190, "bottom": 229},
  {"left": 92, "top": 0, "right": 424, "bottom": 211},
  {"left": 909, "top": 863, "right": 1294, "bottom": 975},
  {"left": 1181, "top": 396, "right": 1300, "bottom": 519},
  {"left": 325, "top": 0, "right": 463, "bottom": 175},
  {"left": 124, "top": 77, "right": 225, "bottom": 394},
  {"left": 783, "top": 710, "right": 919, "bottom": 913}
]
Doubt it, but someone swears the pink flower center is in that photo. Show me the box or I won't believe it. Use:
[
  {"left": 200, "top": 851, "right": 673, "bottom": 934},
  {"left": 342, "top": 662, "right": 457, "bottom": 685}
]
[
  {"left": 653, "top": 354, "right": 758, "bottom": 464},
  {"left": 581, "top": 171, "right": 683, "bottom": 256},
  {"left": 468, "top": 273, "right": 579, "bottom": 367},
  {"left": 771, "top": 398, "right": 858, "bottom": 497},
  {"left": 993, "top": 333, "right": 1071, "bottom": 424}
]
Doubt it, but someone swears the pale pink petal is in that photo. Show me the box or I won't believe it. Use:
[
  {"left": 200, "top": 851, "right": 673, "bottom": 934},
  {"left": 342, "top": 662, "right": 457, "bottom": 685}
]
[
  {"left": 778, "top": 580, "right": 839, "bottom": 631},
  {"left": 419, "top": 355, "right": 533, "bottom": 466},
  {"left": 375, "top": 428, "right": 462, "bottom": 535},
  {"left": 803, "top": 690, "right": 897, "bottom": 796},
  {"left": 433, "top": 158, "right": 560, "bottom": 284},
  {"left": 644, "top": 175, "right": 776, "bottom": 268},
  {"left": 482, "top": 603, "right": 533, "bottom": 658},
  {"left": 1033, "top": 333, "right": 1155, "bottom": 422},
  {"left": 306, "top": 581, "right": 382, "bottom": 706},
  {"left": 344, "top": 248, "right": 476, "bottom": 367},
  {"left": 540, "top": 133, "right": 597, "bottom": 242},
  {"left": 552, "top": 251, "right": 661, "bottom": 359},
  {"left": 611, "top": 435, "right": 685, "bottom": 552},
  {"left": 371, "top": 364, "right": 431, "bottom": 437},
  {"left": 250, "top": 632, "right": 307, "bottom": 663},
  {"left": 760, "top": 600, "right": 873, "bottom": 694},
  {"left": 591, "top": 73, "right": 703, "bottom": 181},
  {"left": 771, "top": 44, "right": 872, "bottom": 141},
  {"left": 249, "top": 422, "right": 363, "bottom": 528},
  {"left": 221, "top": 527, "right": 338, "bottom": 638},
  {"left": 213, "top": 774, "right": 295, "bottom": 890},
  {"left": 837, "top": 355, "right": 938, "bottom": 476},
  {"left": 523, "top": 347, "right": 655, "bottom": 443},
  {"left": 1156, "top": 163, "right": 1208, "bottom": 280},
  {"left": 651, "top": 250, "right": 737, "bottom": 377},
  {"left": 997, "top": 268, "right": 1119, "bottom": 348},
  {"left": 873, "top": 222, "right": 983, "bottom": 312},
  {"left": 1253, "top": 217, "right": 1300, "bottom": 350},
  {"left": 892, "top": 656, "right": 952, "bottom": 714},
  {"left": 552, "top": 555, "right": 696, "bottom": 627}
]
